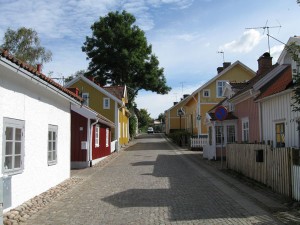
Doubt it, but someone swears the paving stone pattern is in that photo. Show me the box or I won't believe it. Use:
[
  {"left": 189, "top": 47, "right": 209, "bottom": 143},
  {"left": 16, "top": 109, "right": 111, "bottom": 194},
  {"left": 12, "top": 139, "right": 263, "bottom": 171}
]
[{"left": 17, "top": 134, "right": 288, "bottom": 225}]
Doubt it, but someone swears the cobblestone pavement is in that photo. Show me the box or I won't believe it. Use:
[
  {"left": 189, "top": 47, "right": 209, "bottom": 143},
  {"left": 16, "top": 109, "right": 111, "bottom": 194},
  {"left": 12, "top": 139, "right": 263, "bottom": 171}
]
[{"left": 23, "top": 134, "right": 291, "bottom": 225}]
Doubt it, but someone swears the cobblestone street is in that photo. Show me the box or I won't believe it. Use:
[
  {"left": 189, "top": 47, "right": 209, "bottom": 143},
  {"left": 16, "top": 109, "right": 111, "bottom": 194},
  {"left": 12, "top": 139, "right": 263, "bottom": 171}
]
[{"left": 23, "top": 134, "right": 286, "bottom": 225}]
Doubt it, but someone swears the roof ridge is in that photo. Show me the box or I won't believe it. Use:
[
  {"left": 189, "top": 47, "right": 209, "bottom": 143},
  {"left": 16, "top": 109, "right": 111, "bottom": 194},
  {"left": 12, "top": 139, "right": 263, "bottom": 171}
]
[{"left": 0, "top": 48, "right": 82, "bottom": 102}]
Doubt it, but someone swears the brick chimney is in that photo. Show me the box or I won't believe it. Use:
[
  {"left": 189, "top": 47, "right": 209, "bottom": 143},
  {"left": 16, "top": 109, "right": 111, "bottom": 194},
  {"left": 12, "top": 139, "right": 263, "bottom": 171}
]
[
  {"left": 257, "top": 52, "right": 272, "bottom": 76},
  {"left": 223, "top": 62, "right": 231, "bottom": 69},
  {"left": 67, "top": 87, "right": 80, "bottom": 96},
  {"left": 87, "top": 75, "right": 95, "bottom": 82},
  {"left": 37, "top": 64, "right": 42, "bottom": 73},
  {"left": 217, "top": 67, "right": 224, "bottom": 74}
]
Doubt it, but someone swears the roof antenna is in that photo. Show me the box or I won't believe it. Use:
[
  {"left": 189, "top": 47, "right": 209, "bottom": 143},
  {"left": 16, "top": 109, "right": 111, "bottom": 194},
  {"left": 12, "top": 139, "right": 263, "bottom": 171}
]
[
  {"left": 246, "top": 20, "right": 281, "bottom": 54},
  {"left": 217, "top": 51, "right": 225, "bottom": 63}
]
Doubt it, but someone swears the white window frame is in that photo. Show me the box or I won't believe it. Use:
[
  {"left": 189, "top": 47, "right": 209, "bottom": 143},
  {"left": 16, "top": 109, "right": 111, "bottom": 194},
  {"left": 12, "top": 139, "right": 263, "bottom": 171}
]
[
  {"left": 106, "top": 128, "right": 109, "bottom": 147},
  {"left": 242, "top": 118, "right": 249, "bottom": 143},
  {"left": 275, "top": 122, "right": 285, "bottom": 147},
  {"left": 203, "top": 89, "right": 210, "bottom": 98},
  {"left": 82, "top": 93, "right": 89, "bottom": 106},
  {"left": 227, "top": 125, "right": 236, "bottom": 144},
  {"left": 48, "top": 125, "right": 58, "bottom": 166},
  {"left": 3, "top": 118, "right": 25, "bottom": 175},
  {"left": 216, "top": 80, "right": 227, "bottom": 98},
  {"left": 215, "top": 126, "right": 223, "bottom": 145},
  {"left": 95, "top": 125, "right": 100, "bottom": 147},
  {"left": 103, "top": 97, "right": 110, "bottom": 109}
]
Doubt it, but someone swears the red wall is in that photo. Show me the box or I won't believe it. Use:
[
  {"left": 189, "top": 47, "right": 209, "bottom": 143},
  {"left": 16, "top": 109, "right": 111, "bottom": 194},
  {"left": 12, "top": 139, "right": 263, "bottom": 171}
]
[
  {"left": 235, "top": 97, "right": 260, "bottom": 143},
  {"left": 91, "top": 124, "right": 111, "bottom": 160},
  {"left": 71, "top": 111, "right": 88, "bottom": 162}
]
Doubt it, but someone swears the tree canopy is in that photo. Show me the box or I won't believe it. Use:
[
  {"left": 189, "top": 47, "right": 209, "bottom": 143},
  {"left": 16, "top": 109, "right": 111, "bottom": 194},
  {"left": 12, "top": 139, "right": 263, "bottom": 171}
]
[
  {"left": 1, "top": 27, "right": 52, "bottom": 66},
  {"left": 82, "top": 10, "right": 171, "bottom": 103}
]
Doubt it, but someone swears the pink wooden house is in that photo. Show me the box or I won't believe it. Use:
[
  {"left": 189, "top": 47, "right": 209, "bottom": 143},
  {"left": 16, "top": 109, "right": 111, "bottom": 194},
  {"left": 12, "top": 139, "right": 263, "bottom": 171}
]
[{"left": 204, "top": 52, "right": 279, "bottom": 159}]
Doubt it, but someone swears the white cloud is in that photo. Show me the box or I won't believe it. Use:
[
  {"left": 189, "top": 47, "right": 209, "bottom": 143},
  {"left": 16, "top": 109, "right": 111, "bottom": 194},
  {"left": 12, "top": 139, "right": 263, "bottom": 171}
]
[
  {"left": 220, "top": 29, "right": 263, "bottom": 53},
  {"left": 270, "top": 44, "right": 285, "bottom": 62}
]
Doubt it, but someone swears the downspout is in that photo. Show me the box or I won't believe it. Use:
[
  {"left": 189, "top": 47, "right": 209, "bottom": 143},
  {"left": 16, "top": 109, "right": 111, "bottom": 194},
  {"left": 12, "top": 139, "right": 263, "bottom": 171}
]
[{"left": 89, "top": 118, "right": 99, "bottom": 167}]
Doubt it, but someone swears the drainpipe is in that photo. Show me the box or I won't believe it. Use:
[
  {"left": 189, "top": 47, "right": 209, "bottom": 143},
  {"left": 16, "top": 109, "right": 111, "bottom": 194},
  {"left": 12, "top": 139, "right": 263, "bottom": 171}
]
[{"left": 89, "top": 118, "right": 99, "bottom": 167}]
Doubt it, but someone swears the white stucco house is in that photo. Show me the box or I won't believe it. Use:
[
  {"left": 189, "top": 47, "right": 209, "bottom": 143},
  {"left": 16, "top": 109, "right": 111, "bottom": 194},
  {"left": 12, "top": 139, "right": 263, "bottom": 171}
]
[{"left": 0, "top": 49, "right": 83, "bottom": 212}]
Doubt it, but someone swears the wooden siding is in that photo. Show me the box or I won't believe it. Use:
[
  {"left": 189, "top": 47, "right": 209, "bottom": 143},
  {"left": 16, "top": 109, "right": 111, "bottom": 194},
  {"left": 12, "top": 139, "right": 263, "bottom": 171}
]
[
  {"left": 261, "top": 91, "right": 300, "bottom": 147},
  {"left": 69, "top": 80, "right": 115, "bottom": 122},
  {"left": 92, "top": 124, "right": 111, "bottom": 160},
  {"left": 71, "top": 111, "right": 87, "bottom": 162},
  {"left": 227, "top": 144, "right": 292, "bottom": 198},
  {"left": 235, "top": 97, "right": 260, "bottom": 143}
]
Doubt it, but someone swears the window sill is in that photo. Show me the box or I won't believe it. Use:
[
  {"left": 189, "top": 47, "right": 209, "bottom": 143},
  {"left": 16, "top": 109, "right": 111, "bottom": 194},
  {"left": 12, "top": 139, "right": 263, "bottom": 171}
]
[{"left": 48, "top": 161, "right": 57, "bottom": 166}]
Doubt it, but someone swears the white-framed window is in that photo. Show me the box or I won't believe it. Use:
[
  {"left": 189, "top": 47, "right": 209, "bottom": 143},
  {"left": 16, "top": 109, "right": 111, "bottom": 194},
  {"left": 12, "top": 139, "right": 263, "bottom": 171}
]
[
  {"left": 215, "top": 126, "right": 223, "bottom": 145},
  {"left": 106, "top": 128, "right": 109, "bottom": 147},
  {"left": 203, "top": 89, "right": 210, "bottom": 97},
  {"left": 275, "top": 122, "right": 285, "bottom": 147},
  {"left": 82, "top": 93, "right": 89, "bottom": 106},
  {"left": 227, "top": 125, "right": 236, "bottom": 144},
  {"left": 216, "top": 80, "right": 227, "bottom": 98},
  {"left": 48, "top": 125, "right": 58, "bottom": 165},
  {"left": 242, "top": 118, "right": 249, "bottom": 143},
  {"left": 95, "top": 125, "right": 100, "bottom": 147},
  {"left": 3, "top": 118, "right": 25, "bottom": 174},
  {"left": 103, "top": 97, "right": 110, "bottom": 109}
]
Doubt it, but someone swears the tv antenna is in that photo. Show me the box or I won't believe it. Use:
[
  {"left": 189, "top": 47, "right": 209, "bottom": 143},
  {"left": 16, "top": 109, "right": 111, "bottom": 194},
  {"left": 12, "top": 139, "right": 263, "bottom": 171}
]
[
  {"left": 246, "top": 20, "right": 281, "bottom": 54},
  {"left": 217, "top": 51, "right": 225, "bottom": 63}
]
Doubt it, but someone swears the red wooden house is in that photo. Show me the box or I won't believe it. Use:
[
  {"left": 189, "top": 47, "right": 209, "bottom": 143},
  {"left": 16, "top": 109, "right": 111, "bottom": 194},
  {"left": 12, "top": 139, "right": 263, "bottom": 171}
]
[{"left": 69, "top": 93, "right": 115, "bottom": 169}]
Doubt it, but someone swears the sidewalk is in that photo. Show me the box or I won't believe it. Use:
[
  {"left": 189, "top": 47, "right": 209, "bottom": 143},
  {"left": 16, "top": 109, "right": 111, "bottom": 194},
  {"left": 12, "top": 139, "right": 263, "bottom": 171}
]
[{"left": 174, "top": 144, "right": 300, "bottom": 224}]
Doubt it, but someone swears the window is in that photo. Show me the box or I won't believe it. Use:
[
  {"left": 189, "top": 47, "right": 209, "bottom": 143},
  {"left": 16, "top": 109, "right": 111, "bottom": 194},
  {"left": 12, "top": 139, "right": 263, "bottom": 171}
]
[
  {"left": 215, "top": 126, "right": 223, "bottom": 145},
  {"left": 216, "top": 80, "right": 227, "bottom": 98},
  {"left": 242, "top": 118, "right": 249, "bottom": 143},
  {"left": 95, "top": 125, "right": 100, "bottom": 147},
  {"left": 275, "top": 123, "right": 285, "bottom": 147},
  {"left": 106, "top": 128, "right": 109, "bottom": 147},
  {"left": 203, "top": 89, "right": 210, "bottom": 97},
  {"left": 103, "top": 98, "right": 110, "bottom": 109},
  {"left": 3, "top": 118, "right": 25, "bottom": 174},
  {"left": 227, "top": 125, "right": 235, "bottom": 144},
  {"left": 82, "top": 93, "right": 89, "bottom": 106},
  {"left": 48, "top": 125, "right": 58, "bottom": 165}
]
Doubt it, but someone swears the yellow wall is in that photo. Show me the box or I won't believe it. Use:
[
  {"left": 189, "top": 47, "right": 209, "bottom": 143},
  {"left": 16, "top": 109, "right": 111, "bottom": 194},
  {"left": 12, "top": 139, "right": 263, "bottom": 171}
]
[
  {"left": 167, "top": 63, "right": 254, "bottom": 136},
  {"left": 70, "top": 79, "right": 130, "bottom": 145}
]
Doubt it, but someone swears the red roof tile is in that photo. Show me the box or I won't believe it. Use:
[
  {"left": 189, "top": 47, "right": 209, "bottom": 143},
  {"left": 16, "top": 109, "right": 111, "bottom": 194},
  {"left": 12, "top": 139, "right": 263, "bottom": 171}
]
[
  {"left": 0, "top": 49, "right": 82, "bottom": 103},
  {"left": 103, "top": 86, "right": 125, "bottom": 100},
  {"left": 256, "top": 65, "right": 293, "bottom": 100}
]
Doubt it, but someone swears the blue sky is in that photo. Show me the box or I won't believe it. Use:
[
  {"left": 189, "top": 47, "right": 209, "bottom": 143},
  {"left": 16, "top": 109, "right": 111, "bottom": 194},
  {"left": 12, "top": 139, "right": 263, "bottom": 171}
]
[{"left": 0, "top": 0, "right": 299, "bottom": 118}]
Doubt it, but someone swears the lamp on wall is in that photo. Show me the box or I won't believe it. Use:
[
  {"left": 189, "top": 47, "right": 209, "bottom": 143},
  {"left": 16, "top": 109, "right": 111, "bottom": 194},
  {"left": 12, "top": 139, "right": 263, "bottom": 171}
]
[{"left": 197, "top": 115, "right": 201, "bottom": 121}]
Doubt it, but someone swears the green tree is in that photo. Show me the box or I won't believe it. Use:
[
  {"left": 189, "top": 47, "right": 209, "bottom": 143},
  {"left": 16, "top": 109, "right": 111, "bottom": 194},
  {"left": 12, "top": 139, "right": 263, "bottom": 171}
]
[
  {"left": 286, "top": 42, "right": 300, "bottom": 111},
  {"left": 138, "top": 108, "right": 152, "bottom": 131},
  {"left": 82, "top": 11, "right": 171, "bottom": 103},
  {"left": 64, "top": 70, "right": 86, "bottom": 83},
  {"left": 1, "top": 27, "right": 52, "bottom": 66},
  {"left": 157, "top": 113, "right": 165, "bottom": 123}
]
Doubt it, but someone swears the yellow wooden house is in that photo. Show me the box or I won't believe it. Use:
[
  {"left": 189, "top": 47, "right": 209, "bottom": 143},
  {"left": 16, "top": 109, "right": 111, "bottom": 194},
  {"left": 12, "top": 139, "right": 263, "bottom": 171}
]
[
  {"left": 165, "top": 61, "right": 255, "bottom": 137},
  {"left": 65, "top": 75, "right": 130, "bottom": 149}
]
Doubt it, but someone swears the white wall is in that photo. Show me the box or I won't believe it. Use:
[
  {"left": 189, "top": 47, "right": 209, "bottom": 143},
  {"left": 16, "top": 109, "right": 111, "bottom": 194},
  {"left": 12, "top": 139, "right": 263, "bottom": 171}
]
[
  {"left": 0, "top": 64, "right": 71, "bottom": 211},
  {"left": 261, "top": 91, "right": 300, "bottom": 148}
]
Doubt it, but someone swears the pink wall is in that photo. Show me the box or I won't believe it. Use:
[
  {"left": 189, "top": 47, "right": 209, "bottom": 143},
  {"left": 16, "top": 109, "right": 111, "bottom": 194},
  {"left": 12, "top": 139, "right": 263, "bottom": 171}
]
[{"left": 235, "top": 97, "right": 260, "bottom": 143}]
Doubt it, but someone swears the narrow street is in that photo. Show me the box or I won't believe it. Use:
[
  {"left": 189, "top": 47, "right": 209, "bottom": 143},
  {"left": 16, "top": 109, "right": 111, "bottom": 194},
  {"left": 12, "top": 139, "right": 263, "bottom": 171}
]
[{"left": 24, "top": 134, "right": 284, "bottom": 225}]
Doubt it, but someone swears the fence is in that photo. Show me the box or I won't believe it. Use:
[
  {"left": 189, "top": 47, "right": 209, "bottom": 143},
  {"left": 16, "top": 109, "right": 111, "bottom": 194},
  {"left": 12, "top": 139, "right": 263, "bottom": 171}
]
[
  {"left": 190, "top": 137, "right": 208, "bottom": 149},
  {"left": 227, "top": 144, "right": 298, "bottom": 199}
]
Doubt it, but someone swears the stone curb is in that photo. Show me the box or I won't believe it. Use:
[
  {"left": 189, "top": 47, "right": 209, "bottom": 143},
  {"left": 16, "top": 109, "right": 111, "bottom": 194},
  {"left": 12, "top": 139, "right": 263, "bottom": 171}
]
[{"left": 3, "top": 139, "right": 138, "bottom": 225}]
